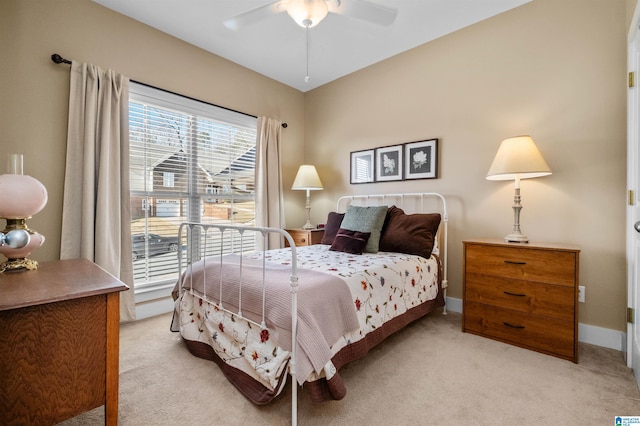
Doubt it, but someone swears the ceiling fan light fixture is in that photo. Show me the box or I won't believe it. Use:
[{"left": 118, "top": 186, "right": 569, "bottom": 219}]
[{"left": 287, "top": 0, "right": 329, "bottom": 28}]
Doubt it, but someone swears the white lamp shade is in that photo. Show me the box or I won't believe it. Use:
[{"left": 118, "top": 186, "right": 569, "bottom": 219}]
[
  {"left": 486, "top": 135, "right": 552, "bottom": 181},
  {"left": 0, "top": 174, "right": 48, "bottom": 218},
  {"left": 286, "top": 0, "right": 329, "bottom": 27},
  {"left": 292, "top": 165, "right": 324, "bottom": 190}
]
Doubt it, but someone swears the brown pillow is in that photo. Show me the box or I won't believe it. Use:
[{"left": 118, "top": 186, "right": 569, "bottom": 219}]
[
  {"left": 321, "top": 212, "right": 345, "bottom": 244},
  {"left": 379, "top": 206, "right": 441, "bottom": 259},
  {"left": 330, "top": 228, "right": 371, "bottom": 255}
]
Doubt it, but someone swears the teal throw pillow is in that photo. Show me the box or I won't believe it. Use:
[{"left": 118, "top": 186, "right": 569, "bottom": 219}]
[{"left": 340, "top": 205, "right": 388, "bottom": 253}]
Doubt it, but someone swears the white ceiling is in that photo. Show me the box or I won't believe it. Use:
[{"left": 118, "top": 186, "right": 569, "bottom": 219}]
[{"left": 93, "top": 0, "right": 531, "bottom": 92}]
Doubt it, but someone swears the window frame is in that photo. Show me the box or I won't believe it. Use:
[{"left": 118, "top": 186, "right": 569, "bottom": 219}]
[{"left": 128, "top": 82, "right": 258, "bottom": 295}]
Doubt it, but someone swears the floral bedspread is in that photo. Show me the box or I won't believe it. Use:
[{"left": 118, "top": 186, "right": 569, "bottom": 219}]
[{"left": 174, "top": 244, "right": 440, "bottom": 392}]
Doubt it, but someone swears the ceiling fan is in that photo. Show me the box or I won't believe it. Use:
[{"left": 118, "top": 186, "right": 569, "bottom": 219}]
[{"left": 223, "top": 0, "right": 397, "bottom": 31}]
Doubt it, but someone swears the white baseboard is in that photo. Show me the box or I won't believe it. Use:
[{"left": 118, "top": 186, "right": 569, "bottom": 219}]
[
  {"left": 578, "top": 322, "right": 626, "bottom": 352},
  {"left": 135, "top": 296, "right": 174, "bottom": 320},
  {"left": 444, "top": 296, "right": 463, "bottom": 314},
  {"left": 445, "top": 296, "right": 626, "bottom": 352}
]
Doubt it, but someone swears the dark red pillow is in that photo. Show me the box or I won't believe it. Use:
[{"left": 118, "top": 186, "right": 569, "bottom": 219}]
[
  {"left": 321, "top": 212, "right": 345, "bottom": 245},
  {"left": 379, "top": 206, "right": 441, "bottom": 259},
  {"left": 330, "top": 228, "right": 371, "bottom": 255}
]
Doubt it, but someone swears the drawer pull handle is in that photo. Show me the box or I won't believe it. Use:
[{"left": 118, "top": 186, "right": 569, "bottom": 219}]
[
  {"left": 504, "top": 260, "right": 526, "bottom": 265},
  {"left": 503, "top": 291, "right": 526, "bottom": 297},
  {"left": 503, "top": 322, "right": 525, "bottom": 329}
]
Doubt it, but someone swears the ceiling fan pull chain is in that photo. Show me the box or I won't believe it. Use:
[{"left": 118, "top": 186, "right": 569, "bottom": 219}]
[{"left": 305, "top": 22, "right": 310, "bottom": 83}]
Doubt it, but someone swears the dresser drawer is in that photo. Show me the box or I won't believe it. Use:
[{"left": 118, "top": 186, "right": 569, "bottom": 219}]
[
  {"left": 464, "top": 301, "right": 576, "bottom": 360},
  {"left": 465, "top": 243, "right": 577, "bottom": 287},
  {"left": 465, "top": 272, "right": 575, "bottom": 321}
]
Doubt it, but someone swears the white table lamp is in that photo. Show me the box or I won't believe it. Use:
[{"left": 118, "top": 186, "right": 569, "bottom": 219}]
[
  {"left": 487, "top": 135, "right": 552, "bottom": 243},
  {"left": 292, "top": 165, "right": 323, "bottom": 230}
]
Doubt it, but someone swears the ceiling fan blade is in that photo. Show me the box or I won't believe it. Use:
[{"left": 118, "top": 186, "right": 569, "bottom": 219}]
[
  {"left": 329, "top": 0, "right": 397, "bottom": 26},
  {"left": 223, "top": 1, "right": 288, "bottom": 31}
]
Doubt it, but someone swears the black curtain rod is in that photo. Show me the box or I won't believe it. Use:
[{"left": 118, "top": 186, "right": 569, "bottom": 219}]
[{"left": 50, "top": 53, "right": 288, "bottom": 128}]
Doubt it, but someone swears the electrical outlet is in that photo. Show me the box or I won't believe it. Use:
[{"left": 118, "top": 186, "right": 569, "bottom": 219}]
[{"left": 578, "top": 286, "right": 585, "bottom": 303}]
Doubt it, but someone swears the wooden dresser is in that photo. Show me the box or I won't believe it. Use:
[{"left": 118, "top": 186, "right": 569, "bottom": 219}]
[
  {"left": 284, "top": 228, "right": 325, "bottom": 247},
  {"left": 462, "top": 239, "right": 580, "bottom": 363},
  {"left": 0, "top": 258, "right": 128, "bottom": 425}
]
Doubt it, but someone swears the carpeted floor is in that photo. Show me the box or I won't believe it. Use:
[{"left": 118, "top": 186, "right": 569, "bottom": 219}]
[{"left": 60, "top": 310, "right": 640, "bottom": 425}]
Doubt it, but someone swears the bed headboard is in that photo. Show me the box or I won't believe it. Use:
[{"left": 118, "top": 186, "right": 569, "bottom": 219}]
[
  {"left": 335, "top": 192, "right": 448, "bottom": 311},
  {"left": 336, "top": 192, "right": 447, "bottom": 216}
]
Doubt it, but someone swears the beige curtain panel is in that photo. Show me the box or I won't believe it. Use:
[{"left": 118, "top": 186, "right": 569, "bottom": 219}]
[
  {"left": 255, "top": 116, "right": 284, "bottom": 249},
  {"left": 60, "top": 61, "right": 135, "bottom": 322}
]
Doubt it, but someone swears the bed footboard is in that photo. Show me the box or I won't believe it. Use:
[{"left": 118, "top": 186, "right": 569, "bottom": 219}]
[{"left": 175, "top": 223, "right": 301, "bottom": 424}]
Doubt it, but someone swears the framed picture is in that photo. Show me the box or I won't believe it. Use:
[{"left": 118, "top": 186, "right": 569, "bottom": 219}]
[
  {"left": 404, "top": 139, "right": 438, "bottom": 180},
  {"left": 375, "top": 145, "right": 403, "bottom": 182},
  {"left": 350, "top": 149, "right": 375, "bottom": 184}
]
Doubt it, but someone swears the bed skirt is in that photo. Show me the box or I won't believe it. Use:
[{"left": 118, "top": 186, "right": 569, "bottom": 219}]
[{"left": 179, "top": 287, "right": 445, "bottom": 404}]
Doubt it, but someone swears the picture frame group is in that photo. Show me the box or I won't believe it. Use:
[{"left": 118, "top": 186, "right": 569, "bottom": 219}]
[{"left": 350, "top": 139, "right": 438, "bottom": 184}]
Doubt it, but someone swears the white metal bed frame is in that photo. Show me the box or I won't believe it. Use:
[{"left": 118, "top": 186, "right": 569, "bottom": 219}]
[{"left": 175, "top": 192, "right": 448, "bottom": 426}]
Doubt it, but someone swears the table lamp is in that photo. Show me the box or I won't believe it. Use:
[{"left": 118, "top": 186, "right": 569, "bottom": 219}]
[
  {"left": 0, "top": 153, "right": 48, "bottom": 272},
  {"left": 292, "top": 165, "right": 323, "bottom": 229},
  {"left": 486, "top": 135, "right": 552, "bottom": 243}
]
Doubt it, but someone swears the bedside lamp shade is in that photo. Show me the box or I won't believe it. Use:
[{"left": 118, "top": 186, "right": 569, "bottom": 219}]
[
  {"left": 487, "top": 136, "right": 551, "bottom": 243},
  {"left": 292, "top": 165, "right": 323, "bottom": 190},
  {"left": 292, "top": 165, "right": 323, "bottom": 230},
  {"left": 487, "top": 135, "right": 552, "bottom": 182}
]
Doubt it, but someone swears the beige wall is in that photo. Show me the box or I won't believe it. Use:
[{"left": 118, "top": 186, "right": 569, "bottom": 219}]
[
  {"left": 305, "top": 0, "right": 628, "bottom": 331},
  {"left": 0, "top": 0, "right": 305, "bottom": 262},
  {"left": 0, "top": 0, "right": 631, "bottom": 333}
]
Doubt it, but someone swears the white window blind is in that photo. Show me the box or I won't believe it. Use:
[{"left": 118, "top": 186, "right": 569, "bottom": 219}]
[{"left": 129, "top": 82, "right": 258, "bottom": 288}]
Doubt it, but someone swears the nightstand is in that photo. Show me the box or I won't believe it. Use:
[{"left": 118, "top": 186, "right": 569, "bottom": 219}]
[
  {"left": 462, "top": 239, "right": 580, "bottom": 363},
  {"left": 284, "top": 228, "right": 325, "bottom": 247},
  {"left": 0, "top": 258, "right": 128, "bottom": 425}
]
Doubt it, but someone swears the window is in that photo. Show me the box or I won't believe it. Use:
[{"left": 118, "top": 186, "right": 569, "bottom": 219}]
[
  {"left": 162, "top": 172, "right": 175, "bottom": 188},
  {"left": 129, "top": 83, "right": 258, "bottom": 290}
]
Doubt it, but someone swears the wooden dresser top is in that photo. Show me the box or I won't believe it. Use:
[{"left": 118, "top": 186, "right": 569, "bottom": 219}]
[
  {"left": 0, "top": 258, "right": 128, "bottom": 311},
  {"left": 463, "top": 238, "right": 580, "bottom": 253}
]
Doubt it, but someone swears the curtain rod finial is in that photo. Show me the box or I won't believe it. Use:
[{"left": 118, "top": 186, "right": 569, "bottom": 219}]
[{"left": 51, "top": 54, "right": 71, "bottom": 65}]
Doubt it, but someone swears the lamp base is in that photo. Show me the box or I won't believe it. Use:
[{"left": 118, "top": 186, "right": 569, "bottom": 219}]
[
  {"left": 0, "top": 220, "right": 45, "bottom": 273},
  {"left": 302, "top": 198, "right": 314, "bottom": 229},
  {"left": 505, "top": 185, "right": 529, "bottom": 243},
  {"left": 0, "top": 257, "right": 39, "bottom": 273},
  {"left": 504, "top": 232, "right": 529, "bottom": 243}
]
